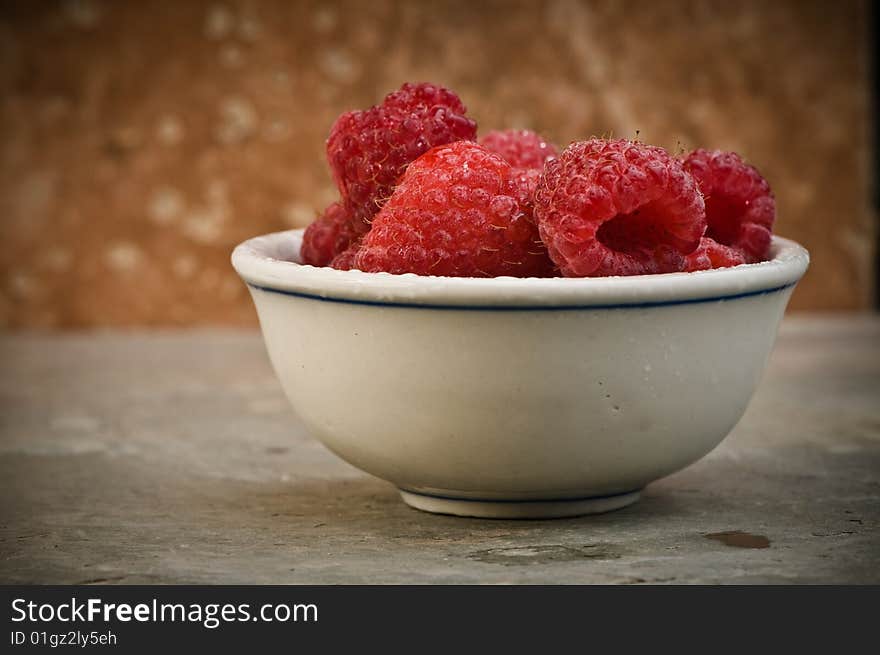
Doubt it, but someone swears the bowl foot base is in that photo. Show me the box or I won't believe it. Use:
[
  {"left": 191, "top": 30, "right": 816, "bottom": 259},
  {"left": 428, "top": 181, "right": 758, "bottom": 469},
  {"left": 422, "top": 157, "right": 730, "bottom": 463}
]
[{"left": 398, "top": 489, "right": 641, "bottom": 519}]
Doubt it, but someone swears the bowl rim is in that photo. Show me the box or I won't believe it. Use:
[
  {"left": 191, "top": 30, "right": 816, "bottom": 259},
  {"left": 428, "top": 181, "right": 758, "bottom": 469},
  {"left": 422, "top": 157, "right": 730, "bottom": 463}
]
[{"left": 231, "top": 229, "right": 809, "bottom": 309}]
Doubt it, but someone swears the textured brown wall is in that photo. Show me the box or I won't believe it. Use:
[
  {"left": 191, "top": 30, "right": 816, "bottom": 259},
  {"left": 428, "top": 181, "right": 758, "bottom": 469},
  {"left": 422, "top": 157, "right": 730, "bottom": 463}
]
[{"left": 0, "top": 0, "right": 874, "bottom": 328}]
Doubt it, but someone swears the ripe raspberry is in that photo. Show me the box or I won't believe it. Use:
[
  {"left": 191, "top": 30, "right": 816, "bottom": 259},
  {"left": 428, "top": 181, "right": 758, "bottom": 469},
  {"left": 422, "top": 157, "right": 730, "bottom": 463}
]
[
  {"left": 534, "top": 139, "right": 706, "bottom": 277},
  {"left": 329, "top": 245, "right": 359, "bottom": 271},
  {"left": 682, "top": 149, "right": 775, "bottom": 263},
  {"left": 479, "top": 129, "right": 559, "bottom": 170},
  {"left": 326, "top": 82, "right": 477, "bottom": 231},
  {"left": 685, "top": 237, "right": 747, "bottom": 272},
  {"left": 300, "top": 202, "right": 360, "bottom": 267},
  {"left": 482, "top": 130, "right": 560, "bottom": 202},
  {"left": 511, "top": 167, "right": 544, "bottom": 205},
  {"left": 354, "top": 142, "right": 556, "bottom": 277}
]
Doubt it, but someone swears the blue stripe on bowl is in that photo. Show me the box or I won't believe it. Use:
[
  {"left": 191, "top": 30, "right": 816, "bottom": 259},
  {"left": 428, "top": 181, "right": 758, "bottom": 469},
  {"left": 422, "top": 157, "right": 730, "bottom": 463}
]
[{"left": 247, "top": 282, "right": 794, "bottom": 311}]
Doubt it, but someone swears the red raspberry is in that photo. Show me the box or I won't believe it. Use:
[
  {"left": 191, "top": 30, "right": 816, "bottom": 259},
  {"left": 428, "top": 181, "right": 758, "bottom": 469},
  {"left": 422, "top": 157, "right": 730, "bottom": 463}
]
[
  {"left": 329, "top": 245, "right": 359, "bottom": 271},
  {"left": 685, "top": 237, "right": 747, "bottom": 271},
  {"left": 326, "top": 82, "right": 477, "bottom": 232},
  {"left": 479, "top": 129, "right": 559, "bottom": 170},
  {"left": 682, "top": 149, "right": 775, "bottom": 263},
  {"left": 354, "top": 142, "right": 556, "bottom": 278},
  {"left": 534, "top": 139, "right": 706, "bottom": 277},
  {"left": 511, "top": 167, "right": 544, "bottom": 205},
  {"left": 300, "top": 202, "right": 360, "bottom": 267},
  {"left": 482, "top": 130, "right": 559, "bottom": 203}
]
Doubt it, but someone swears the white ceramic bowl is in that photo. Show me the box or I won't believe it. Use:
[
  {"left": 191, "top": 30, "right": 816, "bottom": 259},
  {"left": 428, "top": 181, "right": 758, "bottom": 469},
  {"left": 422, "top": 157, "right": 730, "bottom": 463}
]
[{"left": 232, "top": 229, "right": 809, "bottom": 518}]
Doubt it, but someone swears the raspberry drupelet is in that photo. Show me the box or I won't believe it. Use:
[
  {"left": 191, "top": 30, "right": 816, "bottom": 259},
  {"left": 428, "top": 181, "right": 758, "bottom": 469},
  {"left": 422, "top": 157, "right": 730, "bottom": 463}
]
[
  {"left": 354, "top": 141, "right": 556, "bottom": 278},
  {"left": 534, "top": 138, "right": 706, "bottom": 277}
]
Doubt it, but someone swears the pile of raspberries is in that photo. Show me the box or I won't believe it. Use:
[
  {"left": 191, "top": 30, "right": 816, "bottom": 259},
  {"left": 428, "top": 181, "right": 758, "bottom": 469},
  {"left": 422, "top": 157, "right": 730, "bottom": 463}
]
[{"left": 301, "top": 82, "right": 775, "bottom": 278}]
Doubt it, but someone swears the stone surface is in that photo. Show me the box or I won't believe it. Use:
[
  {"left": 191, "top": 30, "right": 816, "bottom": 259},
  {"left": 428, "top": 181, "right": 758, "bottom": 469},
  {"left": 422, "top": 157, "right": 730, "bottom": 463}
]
[
  {"left": 0, "top": 317, "right": 878, "bottom": 584},
  {"left": 0, "top": 0, "right": 874, "bottom": 328}
]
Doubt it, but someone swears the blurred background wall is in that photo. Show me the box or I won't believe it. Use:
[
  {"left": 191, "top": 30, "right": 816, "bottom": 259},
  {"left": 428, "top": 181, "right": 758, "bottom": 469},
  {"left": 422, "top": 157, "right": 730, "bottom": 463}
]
[{"left": 0, "top": 0, "right": 874, "bottom": 328}]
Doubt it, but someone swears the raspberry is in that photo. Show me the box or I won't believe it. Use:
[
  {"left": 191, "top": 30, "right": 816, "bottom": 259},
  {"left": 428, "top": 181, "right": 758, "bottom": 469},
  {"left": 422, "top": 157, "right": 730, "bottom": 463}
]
[
  {"left": 354, "top": 142, "right": 556, "bottom": 277},
  {"left": 534, "top": 139, "right": 706, "bottom": 277},
  {"left": 511, "top": 167, "right": 544, "bottom": 205},
  {"left": 300, "top": 202, "right": 360, "bottom": 267},
  {"left": 326, "top": 82, "right": 477, "bottom": 232},
  {"left": 329, "top": 245, "right": 359, "bottom": 271},
  {"left": 482, "top": 130, "right": 559, "bottom": 202},
  {"left": 682, "top": 149, "right": 775, "bottom": 263},
  {"left": 479, "top": 129, "right": 559, "bottom": 170},
  {"left": 685, "top": 237, "right": 747, "bottom": 271}
]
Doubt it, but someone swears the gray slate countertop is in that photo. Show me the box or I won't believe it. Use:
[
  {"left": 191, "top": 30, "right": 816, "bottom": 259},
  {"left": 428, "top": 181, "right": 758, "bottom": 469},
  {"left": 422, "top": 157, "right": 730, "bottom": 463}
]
[{"left": 1, "top": 317, "right": 878, "bottom": 584}]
